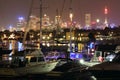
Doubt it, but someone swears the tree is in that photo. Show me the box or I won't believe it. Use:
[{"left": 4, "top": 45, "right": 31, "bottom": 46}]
[{"left": 88, "top": 32, "right": 96, "bottom": 42}]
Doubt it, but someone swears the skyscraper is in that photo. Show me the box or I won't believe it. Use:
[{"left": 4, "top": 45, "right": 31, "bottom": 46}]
[
  {"left": 17, "top": 17, "right": 26, "bottom": 31},
  {"left": 85, "top": 13, "right": 91, "bottom": 29},
  {"left": 104, "top": 6, "right": 108, "bottom": 27}
]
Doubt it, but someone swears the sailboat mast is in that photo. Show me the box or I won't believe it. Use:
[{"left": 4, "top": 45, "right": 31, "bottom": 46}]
[
  {"left": 39, "top": 0, "right": 42, "bottom": 48},
  {"left": 23, "top": 0, "right": 33, "bottom": 49},
  {"left": 69, "top": 0, "right": 73, "bottom": 53}
]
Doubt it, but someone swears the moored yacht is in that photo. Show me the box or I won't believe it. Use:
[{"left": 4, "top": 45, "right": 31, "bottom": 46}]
[
  {"left": 88, "top": 51, "right": 120, "bottom": 78},
  {"left": 88, "top": 51, "right": 120, "bottom": 70},
  {"left": 11, "top": 0, "right": 58, "bottom": 76},
  {"left": 12, "top": 49, "right": 58, "bottom": 75}
]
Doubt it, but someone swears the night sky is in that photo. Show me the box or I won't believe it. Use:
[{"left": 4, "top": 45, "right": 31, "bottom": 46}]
[{"left": 0, "top": 0, "right": 120, "bottom": 27}]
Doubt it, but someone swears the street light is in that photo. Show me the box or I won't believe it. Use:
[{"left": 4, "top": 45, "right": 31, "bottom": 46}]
[
  {"left": 96, "top": 19, "right": 100, "bottom": 23},
  {"left": 96, "top": 19, "right": 100, "bottom": 29}
]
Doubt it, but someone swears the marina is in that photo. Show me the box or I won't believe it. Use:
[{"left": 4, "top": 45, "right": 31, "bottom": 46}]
[{"left": 0, "top": 0, "right": 120, "bottom": 80}]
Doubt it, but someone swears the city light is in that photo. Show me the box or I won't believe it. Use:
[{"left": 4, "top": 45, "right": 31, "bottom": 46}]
[
  {"left": 96, "top": 19, "right": 100, "bottom": 23},
  {"left": 104, "top": 6, "right": 108, "bottom": 15},
  {"left": 69, "top": 13, "right": 73, "bottom": 22},
  {"left": 18, "top": 42, "right": 23, "bottom": 51},
  {"left": 18, "top": 16, "right": 24, "bottom": 22}
]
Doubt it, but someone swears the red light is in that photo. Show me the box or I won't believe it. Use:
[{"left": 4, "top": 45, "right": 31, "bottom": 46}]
[
  {"left": 104, "top": 6, "right": 108, "bottom": 14},
  {"left": 91, "top": 21, "right": 96, "bottom": 24}
]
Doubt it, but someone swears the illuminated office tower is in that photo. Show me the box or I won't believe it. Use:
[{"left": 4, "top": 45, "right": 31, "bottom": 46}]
[
  {"left": 17, "top": 17, "right": 26, "bottom": 31},
  {"left": 55, "top": 14, "right": 62, "bottom": 30},
  {"left": 55, "top": 15, "right": 61, "bottom": 25},
  {"left": 85, "top": 13, "right": 91, "bottom": 29},
  {"left": 42, "top": 14, "right": 51, "bottom": 28},
  {"left": 29, "top": 15, "right": 39, "bottom": 30}
]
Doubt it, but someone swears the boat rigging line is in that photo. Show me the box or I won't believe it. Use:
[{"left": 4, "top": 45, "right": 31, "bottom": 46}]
[{"left": 23, "top": 0, "right": 33, "bottom": 49}]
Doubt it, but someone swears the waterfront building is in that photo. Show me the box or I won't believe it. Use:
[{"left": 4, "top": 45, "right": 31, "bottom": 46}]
[{"left": 0, "top": 19, "right": 120, "bottom": 60}]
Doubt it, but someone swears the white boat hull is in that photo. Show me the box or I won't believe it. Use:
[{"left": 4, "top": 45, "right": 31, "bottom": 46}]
[{"left": 14, "top": 61, "right": 58, "bottom": 75}]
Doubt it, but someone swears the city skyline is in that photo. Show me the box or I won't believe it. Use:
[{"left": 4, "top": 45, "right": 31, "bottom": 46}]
[{"left": 0, "top": 0, "right": 120, "bottom": 27}]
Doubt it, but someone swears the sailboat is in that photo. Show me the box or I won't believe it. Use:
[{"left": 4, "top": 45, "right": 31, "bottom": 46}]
[
  {"left": 12, "top": 0, "right": 58, "bottom": 76},
  {"left": 13, "top": 49, "right": 58, "bottom": 75}
]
